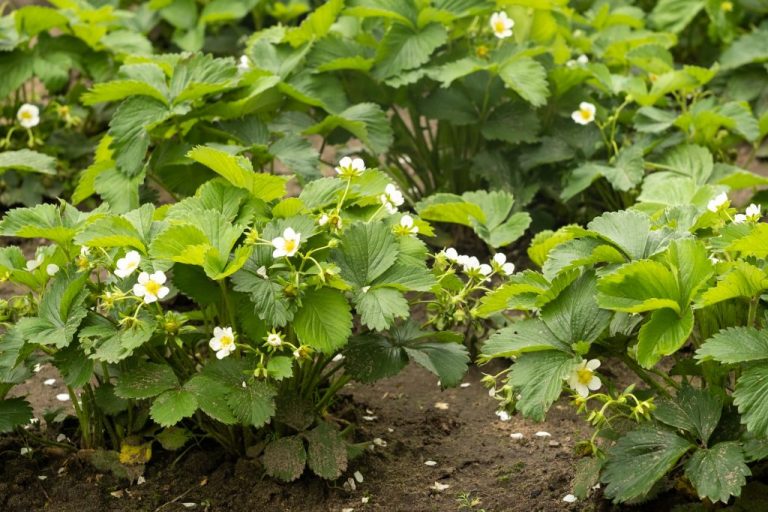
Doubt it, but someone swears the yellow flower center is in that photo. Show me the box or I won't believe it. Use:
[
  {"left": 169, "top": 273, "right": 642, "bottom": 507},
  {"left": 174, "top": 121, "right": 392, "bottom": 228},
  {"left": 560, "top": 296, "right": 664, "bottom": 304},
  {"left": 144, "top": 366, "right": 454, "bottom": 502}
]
[
  {"left": 494, "top": 20, "right": 507, "bottom": 33},
  {"left": 220, "top": 335, "right": 234, "bottom": 348},
  {"left": 579, "top": 108, "right": 592, "bottom": 121},
  {"left": 721, "top": 1, "right": 733, "bottom": 11},
  {"left": 283, "top": 239, "right": 297, "bottom": 253},
  {"left": 20, "top": 111, "right": 32, "bottom": 120},
  {"left": 576, "top": 367, "right": 594, "bottom": 386},
  {"left": 476, "top": 45, "right": 489, "bottom": 58},
  {"left": 145, "top": 280, "right": 162, "bottom": 296}
]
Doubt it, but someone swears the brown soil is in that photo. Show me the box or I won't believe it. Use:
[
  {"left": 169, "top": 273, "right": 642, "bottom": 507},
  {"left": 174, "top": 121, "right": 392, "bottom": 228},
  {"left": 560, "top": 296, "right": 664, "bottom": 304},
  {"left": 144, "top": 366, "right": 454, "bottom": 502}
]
[{"left": 1, "top": 363, "right": 599, "bottom": 512}]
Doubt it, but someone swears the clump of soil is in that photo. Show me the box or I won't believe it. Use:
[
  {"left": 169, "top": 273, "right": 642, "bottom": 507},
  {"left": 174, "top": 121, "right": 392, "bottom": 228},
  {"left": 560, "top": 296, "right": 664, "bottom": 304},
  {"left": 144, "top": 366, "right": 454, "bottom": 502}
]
[{"left": 2, "top": 364, "right": 595, "bottom": 512}]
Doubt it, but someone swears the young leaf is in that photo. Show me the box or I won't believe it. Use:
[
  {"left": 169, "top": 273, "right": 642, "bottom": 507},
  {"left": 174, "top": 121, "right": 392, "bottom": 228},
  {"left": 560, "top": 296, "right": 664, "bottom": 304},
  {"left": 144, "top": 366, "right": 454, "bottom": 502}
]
[
  {"left": 109, "top": 96, "right": 170, "bottom": 177},
  {"left": 293, "top": 288, "right": 353, "bottom": 353},
  {"left": 150, "top": 388, "right": 198, "bottom": 427},
  {"left": 697, "top": 261, "right": 768, "bottom": 307},
  {"left": 263, "top": 436, "right": 307, "bottom": 482},
  {"left": 498, "top": 57, "right": 549, "bottom": 107},
  {"left": 601, "top": 428, "right": 693, "bottom": 503},
  {"left": 587, "top": 210, "right": 651, "bottom": 260},
  {"left": 728, "top": 224, "right": 768, "bottom": 259},
  {"left": 636, "top": 308, "right": 694, "bottom": 367},
  {"left": 540, "top": 271, "right": 612, "bottom": 345},
  {"left": 684, "top": 442, "right": 750, "bottom": 504},
  {"left": 597, "top": 260, "right": 681, "bottom": 314}
]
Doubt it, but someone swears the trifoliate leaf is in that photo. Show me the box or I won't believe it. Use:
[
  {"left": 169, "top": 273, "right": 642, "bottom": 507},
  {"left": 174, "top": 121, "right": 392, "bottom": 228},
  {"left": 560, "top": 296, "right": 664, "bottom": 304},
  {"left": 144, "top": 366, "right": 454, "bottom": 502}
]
[
  {"left": 601, "top": 428, "right": 693, "bottom": 503},
  {"left": 353, "top": 287, "right": 409, "bottom": 331},
  {"left": 653, "top": 385, "right": 722, "bottom": 443},
  {"left": 333, "top": 222, "right": 398, "bottom": 288},
  {"left": 728, "top": 224, "right": 768, "bottom": 259},
  {"left": 541, "top": 271, "right": 612, "bottom": 345}
]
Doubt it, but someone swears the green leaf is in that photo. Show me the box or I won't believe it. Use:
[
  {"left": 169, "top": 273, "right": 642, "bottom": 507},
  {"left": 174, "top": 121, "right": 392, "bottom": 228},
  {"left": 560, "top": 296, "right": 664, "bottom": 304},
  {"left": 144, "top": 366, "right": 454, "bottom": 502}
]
[
  {"left": 304, "top": 103, "right": 393, "bottom": 154},
  {"left": 720, "top": 28, "right": 768, "bottom": 71},
  {"left": 498, "top": 57, "right": 549, "bottom": 107},
  {"left": 0, "top": 150, "right": 56, "bottom": 175},
  {"left": 508, "top": 351, "right": 578, "bottom": 421},
  {"left": 353, "top": 287, "right": 409, "bottom": 331},
  {"left": 80, "top": 314, "right": 157, "bottom": 363},
  {"left": 156, "top": 427, "right": 192, "bottom": 451},
  {"left": 728, "top": 224, "right": 768, "bottom": 259},
  {"left": 0, "top": 50, "right": 33, "bottom": 99},
  {"left": 293, "top": 288, "right": 353, "bottom": 353},
  {"left": 734, "top": 366, "right": 768, "bottom": 437},
  {"left": 0, "top": 398, "right": 33, "bottom": 433},
  {"left": 267, "top": 356, "right": 294, "bottom": 381},
  {"left": 481, "top": 319, "right": 567, "bottom": 359},
  {"left": 232, "top": 258, "right": 295, "bottom": 327},
  {"left": 333, "top": 223, "right": 397, "bottom": 288},
  {"left": 601, "top": 428, "right": 693, "bottom": 503},
  {"left": 540, "top": 271, "right": 612, "bottom": 345},
  {"left": 54, "top": 345, "right": 94, "bottom": 388},
  {"left": 150, "top": 388, "right": 198, "bottom": 427},
  {"left": 263, "top": 436, "right": 307, "bottom": 482},
  {"left": 636, "top": 308, "right": 694, "bottom": 367},
  {"left": 659, "top": 144, "right": 713, "bottom": 184},
  {"left": 0, "top": 203, "right": 89, "bottom": 245},
  {"left": 284, "top": 0, "right": 343, "bottom": 47},
  {"left": 226, "top": 379, "right": 277, "bottom": 427},
  {"left": 597, "top": 260, "right": 681, "bottom": 314},
  {"left": 697, "top": 262, "right": 768, "bottom": 307},
  {"left": 653, "top": 386, "right": 722, "bottom": 443},
  {"left": 344, "top": 334, "right": 409, "bottom": 383},
  {"left": 305, "top": 422, "right": 348, "bottom": 479},
  {"left": 187, "top": 145, "right": 288, "bottom": 201},
  {"left": 74, "top": 215, "right": 146, "bottom": 252},
  {"left": 94, "top": 384, "right": 129, "bottom": 416},
  {"left": 373, "top": 22, "right": 448, "bottom": 80},
  {"left": 115, "top": 363, "right": 178, "bottom": 399},
  {"left": 269, "top": 135, "right": 320, "bottom": 180},
  {"left": 587, "top": 210, "right": 651, "bottom": 260},
  {"left": 82, "top": 80, "right": 168, "bottom": 106},
  {"left": 183, "top": 375, "right": 238, "bottom": 424},
  {"left": 415, "top": 193, "right": 486, "bottom": 226},
  {"left": 542, "top": 238, "right": 625, "bottom": 281},
  {"left": 697, "top": 327, "right": 768, "bottom": 364},
  {"left": 650, "top": 0, "right": 705, "bottom": 33},
  {"left": 684, "top": 442, "right": 750, "bottom": 504},
  {"left": 404, "top": 341, "right": 469, "bottom": 388},
  {"left": 109, "top": 96, "right": 170, "bottom": 177}
]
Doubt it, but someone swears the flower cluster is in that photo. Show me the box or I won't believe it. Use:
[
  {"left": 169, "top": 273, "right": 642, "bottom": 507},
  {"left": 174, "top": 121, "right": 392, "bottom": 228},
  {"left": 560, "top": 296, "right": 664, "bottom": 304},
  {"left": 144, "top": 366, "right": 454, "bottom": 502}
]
[{"left": 442, "top": 248, "right": 515, "bottom": 279}]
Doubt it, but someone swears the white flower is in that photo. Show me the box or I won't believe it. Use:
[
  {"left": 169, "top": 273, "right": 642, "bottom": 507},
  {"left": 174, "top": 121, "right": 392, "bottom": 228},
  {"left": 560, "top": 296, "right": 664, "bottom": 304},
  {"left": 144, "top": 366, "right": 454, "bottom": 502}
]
[
  {"left": 399, "top": 214, "right": 419, "bottom": 235},
  {"left": 745, "top": 203, "right": 762, "bottom": 221},
  {"left": 567, "top": 359, "right": 602, "bottom": 398},
  {"left": 332, "top": 353, "right": 345, "bottom": 362},
  {"left": 17, "top": 104, "right": 40, "bottom": 128},
  {"left": 318, "top": 214, "right": 329, "bottom": 226},
  {"left": 80, "top": 246, "right": 90, "bottom": 257},
  {"left": 707, "top": 192, "right": 728, "bottom": 213},
  {"left": 563, "top": 494, "right": 578, "bottom": 503},
  {"left": 709, "top": 256, "right": 720, "bottom": 265},
  {"left": 272, "top": 227, "right": 301, "bottom": 258},
  {"left": 335, "top": 156, "right": 366, "bottom": 177},
  {"left": 373, "top": 437, "right": 387, "bottom": 447},
  {"left": 46, "top": 264, "right": 59, "bottom": 276},
  {"left": 444, "top": 247, "right": 459, "bottom": 262},
  {"left": 479, "top": 263, "right": 493, "bottom": 276},
  {"left": 734, "top": 213, "right": 747, "bottom": 224},
  {"left": 361, "top": 496, "right": 370, "bottom": 504},
  {"left": 490, "top": 11, "right": 514, "bottom": 39},
  {"left": 132, "top": 271, "right": 170, "bottom": 304},
  {"left": 237, "top": 55, "right": 250, "bottom": 72},
  {"left": 577, "top": 54, "right": 589, "bottom": 64},
  {"left": 26, "top": 254, "right": 44, "bottom": 271},
  {"left": 114, "top": 250, "right": 141, "bottom": 278},
  {"left": 495, "top": 410, "right": 511, "bottom": 421},
  {"left": 461, "top": 256, "right": 480, "bottom": 271},
  {"left": 571, "top": 102, "right": 596, "bottom": 125},
  {"left": 493, "top": 253, "right": 516, "bottom": 276},
  {"left": 380, "top": 184, "right": 405, "bottom": 214},
  {"left": 209, "top": 326, "right": 236, "bottom": 359},
  {"left": 266, "top": 332, "right": 283, "bottom": 347}
]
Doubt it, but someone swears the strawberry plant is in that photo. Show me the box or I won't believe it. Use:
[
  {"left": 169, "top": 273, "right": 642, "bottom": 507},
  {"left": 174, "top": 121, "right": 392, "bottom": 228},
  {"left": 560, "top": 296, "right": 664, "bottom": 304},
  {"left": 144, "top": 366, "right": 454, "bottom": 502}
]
[
  {"left": 0, "top": 154, "right": 529, "bottom": 481},
  {"left": 479, "top": 180, "right": 768, "bottom": 504}
]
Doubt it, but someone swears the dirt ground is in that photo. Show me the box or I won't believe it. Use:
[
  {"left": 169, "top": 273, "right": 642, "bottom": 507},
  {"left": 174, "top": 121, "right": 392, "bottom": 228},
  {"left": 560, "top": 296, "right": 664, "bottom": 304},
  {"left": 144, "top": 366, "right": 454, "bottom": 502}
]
[{"left": 1, "top": 362, "right": 600, "bottom": 512}]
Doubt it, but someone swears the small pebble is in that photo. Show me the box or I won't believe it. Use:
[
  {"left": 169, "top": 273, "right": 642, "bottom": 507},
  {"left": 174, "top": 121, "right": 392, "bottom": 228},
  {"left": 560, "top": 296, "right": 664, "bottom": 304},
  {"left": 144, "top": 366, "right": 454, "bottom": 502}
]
[
  {"left": 43, "top": 378, "right": 56, "bottom": 386},
  {"left": 56, "top": 434, "right": 67, "bottom": 442},
  {"left": 459, "top": 383, "right": 471, "bottom": 388},
  {"left": 549, "top": 441, "right": 561, "bottom": 447},
  {"left": 430, "top": 481, "right": 450, "bottom": 491},
  {"left": 361, "top": 496, "right": 370, "bottom": 504},
  {"left": 563, "top": 494, "right": 577, "bottom": 503},
  {"left": 372, "top": 438, "right": 387, "bottom": 447},
  {"left": 362, "top": 415, "right": 377, "bottom": 421},
  {"left": 55, "top": 393, "right": 70, "bottom": 402},
  {"left": 38, "top": 475, "right": 47, "bottom": 480},
  {"left": 510, "top": 433, "right": 524, "bottom": 440},
  {"left": 424, "top": 460, "right": 437, "bottom": 466},
  {"left": 354, "top": 471, "right": 364, "bottom": 483},
  {"left": 534, "top": 431, "right": 551, "bottom": 438},
  {"left": 387, "top": 428, "right": 394, "bottom": 433},
  {"left": 20, "top": 447, "right": 32, "bottom": 455},
  {"left": 181, "top": 504, "right": 197, "bottom": 509},
  {"left": 137, "top": 476, "right": 146, "bottom": 485},
  {"left": 434, "top": 402, "right": 449, "bottom": 410},
  {"left": 342, "top": 508, "right": 354, "bottom": 512}
]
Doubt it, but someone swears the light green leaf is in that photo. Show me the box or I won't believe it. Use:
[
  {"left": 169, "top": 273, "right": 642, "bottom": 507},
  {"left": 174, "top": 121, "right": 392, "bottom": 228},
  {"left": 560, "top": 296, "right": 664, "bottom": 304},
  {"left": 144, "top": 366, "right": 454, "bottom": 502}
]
[
  {"left": 697, "top": 261, "right": 768, "bottom": 307},
  {"left": 0, "top": 150, "right": 56, "bottom": 175},
  {"left": 304, "top": 103, "right": 393, "bottom": 154},
  {"left": 720, "top": 28, "right": 768, "bottom": 71},
  {"left": 354, "top": 287, "right": 409, "bottom": 331},
  {"left": 82, "top": 80, "right": 168, "bottom": 106},
  {"left": 284, "top": 0, "right": 343, "bottom": 47},
  {"left": 587, "top": 210, "right": 651, "bottom": 260},
  {"left": 637, "top": 308, "right": 694, "bottom": 367},
  {"left": 728, "top": 224, "right": 768, "bottom": 259},
  {"left": 73, "top": 216, "right": 146, "bottom": 252},
  {"left": 293, "top": 288, "right": 353, "bottom": 353},
  {"left": 150, "top": 388, "right": 198, "bottom": 427},
  {"left": 685, "top": 442, "right": 750, "bottom": 504},
  {"left": 109, "top": 96, "right": 170, "bottom": 177},
  {"left": 597, "top": 260, "right": 681, "bottom": 314},
  {"left": 373, "top": 22, "right": 448, "bottom": 80},
  {"left": 498, "top": 57, "right": 549, "bottom": 107}
]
